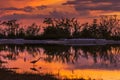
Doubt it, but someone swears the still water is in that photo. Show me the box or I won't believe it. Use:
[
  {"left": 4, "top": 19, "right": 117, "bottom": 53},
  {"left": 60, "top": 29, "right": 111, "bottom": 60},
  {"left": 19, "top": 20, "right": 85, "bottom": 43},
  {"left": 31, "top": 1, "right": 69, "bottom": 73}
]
[{"left": 0, "top": 45, "right": 120, "bottom": 80}]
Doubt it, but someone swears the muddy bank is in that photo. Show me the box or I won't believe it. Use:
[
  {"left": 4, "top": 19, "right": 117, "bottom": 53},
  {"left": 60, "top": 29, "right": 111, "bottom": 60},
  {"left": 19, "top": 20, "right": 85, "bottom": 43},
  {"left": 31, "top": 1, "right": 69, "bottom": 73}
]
[{"left": 0, "top": 68, "right": 58, "bottom": 80}]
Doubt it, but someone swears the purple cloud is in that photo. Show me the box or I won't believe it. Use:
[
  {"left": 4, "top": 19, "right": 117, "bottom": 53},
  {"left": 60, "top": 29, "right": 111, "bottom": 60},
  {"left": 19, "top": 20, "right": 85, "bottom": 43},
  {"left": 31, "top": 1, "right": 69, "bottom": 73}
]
[
  {"left": 36, "top": 5, "right": 48, "bottom": 10},
  {"left": 63, "top": 0, "right": 120, "bottom": 11},
  {"left": 23, "top": 6, "right": 35, "bottom": 12},
  {"left": 0, "top": 14, "right": 48, "bottom": 20}
]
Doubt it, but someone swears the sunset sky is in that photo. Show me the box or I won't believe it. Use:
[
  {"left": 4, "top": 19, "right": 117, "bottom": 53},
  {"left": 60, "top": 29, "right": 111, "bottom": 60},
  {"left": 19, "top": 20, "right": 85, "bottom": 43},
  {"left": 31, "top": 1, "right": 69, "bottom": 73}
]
[{"left": 0, "top": 0, "right": 120, "bottom": 24}]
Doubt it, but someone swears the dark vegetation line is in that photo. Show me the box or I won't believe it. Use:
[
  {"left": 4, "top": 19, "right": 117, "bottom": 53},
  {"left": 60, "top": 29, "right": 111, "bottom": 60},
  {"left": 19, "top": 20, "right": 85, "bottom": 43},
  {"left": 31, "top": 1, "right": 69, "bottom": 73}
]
[
  {"left": 0, "top": 68, "right": 58, "bottom": 80},
  {"left": 0, "top": 68, "right": 92, "bottom": 80},
  {"left": 0, "top": 15, "right": 120, "bottom": 40}
]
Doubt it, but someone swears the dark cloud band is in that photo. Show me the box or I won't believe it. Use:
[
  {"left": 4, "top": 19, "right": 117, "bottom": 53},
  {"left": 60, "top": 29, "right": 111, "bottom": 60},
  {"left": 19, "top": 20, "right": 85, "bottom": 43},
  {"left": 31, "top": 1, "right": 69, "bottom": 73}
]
[{"left": 63, "top": 0, "right": 120, "bottom": 11}]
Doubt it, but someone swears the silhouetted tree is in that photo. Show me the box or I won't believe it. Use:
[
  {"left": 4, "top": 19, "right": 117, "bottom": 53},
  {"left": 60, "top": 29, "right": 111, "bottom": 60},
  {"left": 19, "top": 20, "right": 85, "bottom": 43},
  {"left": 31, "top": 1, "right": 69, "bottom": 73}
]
[
  {"left": 99, "top": 15, "right": 120, "bottom": 39},
  {"left": 80, "top": 23, "right": 92, "bottom": 38},
  {"left": 25, "top": 23, "right": 40, "bottom": 39},
  {"left": 0, "top": 15, "right": 119, "bottom": 40},
  {"left": 2, "top": 20, "right": 19, "bottom": 38},
  {"left": 17, "top": 27, "right": 25, "bottom": 38},
  {"left": 41, "top": 18, "right": 71, "bottom": 39}
]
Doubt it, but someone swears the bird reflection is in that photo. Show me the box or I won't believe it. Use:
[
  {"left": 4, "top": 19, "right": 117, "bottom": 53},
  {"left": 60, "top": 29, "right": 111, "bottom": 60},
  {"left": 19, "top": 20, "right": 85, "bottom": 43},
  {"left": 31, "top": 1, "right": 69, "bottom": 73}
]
[
  {"left": 30, "top": 67, "right": 42, "bottom": 72},
  {"left": 30, "top": 57, "right": 44, "bottom": 68},
  {"left": 30, "top": 67, "right": 38, "bottom": 72}
]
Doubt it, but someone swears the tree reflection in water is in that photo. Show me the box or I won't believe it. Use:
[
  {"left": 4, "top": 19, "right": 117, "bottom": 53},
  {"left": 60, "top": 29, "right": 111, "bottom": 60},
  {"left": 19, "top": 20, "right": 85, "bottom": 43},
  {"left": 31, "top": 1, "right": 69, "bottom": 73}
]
[
  {"left": 73, "top": 45, "right": 120, "bottom": 67},
  {"left": 42, "top": 45, "right": 120, "bottom": 67},
  {"left": 0, "top": 44, "right": 120, "bottom": 68}
]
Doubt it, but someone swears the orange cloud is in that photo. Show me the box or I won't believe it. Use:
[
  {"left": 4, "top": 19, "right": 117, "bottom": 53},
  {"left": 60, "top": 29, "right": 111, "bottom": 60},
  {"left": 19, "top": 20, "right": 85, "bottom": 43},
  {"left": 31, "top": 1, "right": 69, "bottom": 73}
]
[
  {"left": 0, "top": 0, "right": 120, "bottom": 24},
  {"left": 0, "top": 0, "right": 66, "bottom": 8}
]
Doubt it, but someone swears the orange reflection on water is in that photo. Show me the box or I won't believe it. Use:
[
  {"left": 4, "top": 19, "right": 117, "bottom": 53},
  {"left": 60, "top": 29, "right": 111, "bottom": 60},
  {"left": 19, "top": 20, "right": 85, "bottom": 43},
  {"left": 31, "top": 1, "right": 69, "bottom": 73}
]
[
  {"left": 4, "top": 57, "right": 120, "bottom": 80},
  {"left": 1, "top": 45, "right": 120, "bottom": 80}
]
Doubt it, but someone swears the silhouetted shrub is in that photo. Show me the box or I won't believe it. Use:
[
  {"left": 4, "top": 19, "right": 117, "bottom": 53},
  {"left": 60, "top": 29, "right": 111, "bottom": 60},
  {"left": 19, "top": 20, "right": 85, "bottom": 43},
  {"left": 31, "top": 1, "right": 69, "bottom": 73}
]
[{"left": 0, "top": 15, "right": 119, "bottom": 40}]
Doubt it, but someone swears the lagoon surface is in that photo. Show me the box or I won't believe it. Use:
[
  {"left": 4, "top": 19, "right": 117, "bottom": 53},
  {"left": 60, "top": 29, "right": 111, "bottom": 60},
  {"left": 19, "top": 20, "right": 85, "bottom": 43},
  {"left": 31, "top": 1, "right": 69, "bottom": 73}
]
[{"left": 0, "top": 44, "right": 120, "bottom": 80}]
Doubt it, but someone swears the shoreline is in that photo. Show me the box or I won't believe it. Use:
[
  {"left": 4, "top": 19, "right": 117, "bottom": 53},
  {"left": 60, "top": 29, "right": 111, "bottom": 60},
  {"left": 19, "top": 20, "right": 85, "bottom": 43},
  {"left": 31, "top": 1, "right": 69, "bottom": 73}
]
[{"left": 0, "top": 39, "right": 120, "bottom": 45}]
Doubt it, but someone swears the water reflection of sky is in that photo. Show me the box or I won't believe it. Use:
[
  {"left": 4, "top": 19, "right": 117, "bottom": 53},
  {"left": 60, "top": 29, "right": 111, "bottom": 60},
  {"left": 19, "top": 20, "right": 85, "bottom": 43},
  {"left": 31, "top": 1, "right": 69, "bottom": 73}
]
[{"left": 0, "top": 45, "right": 120, "bottom": 80}]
